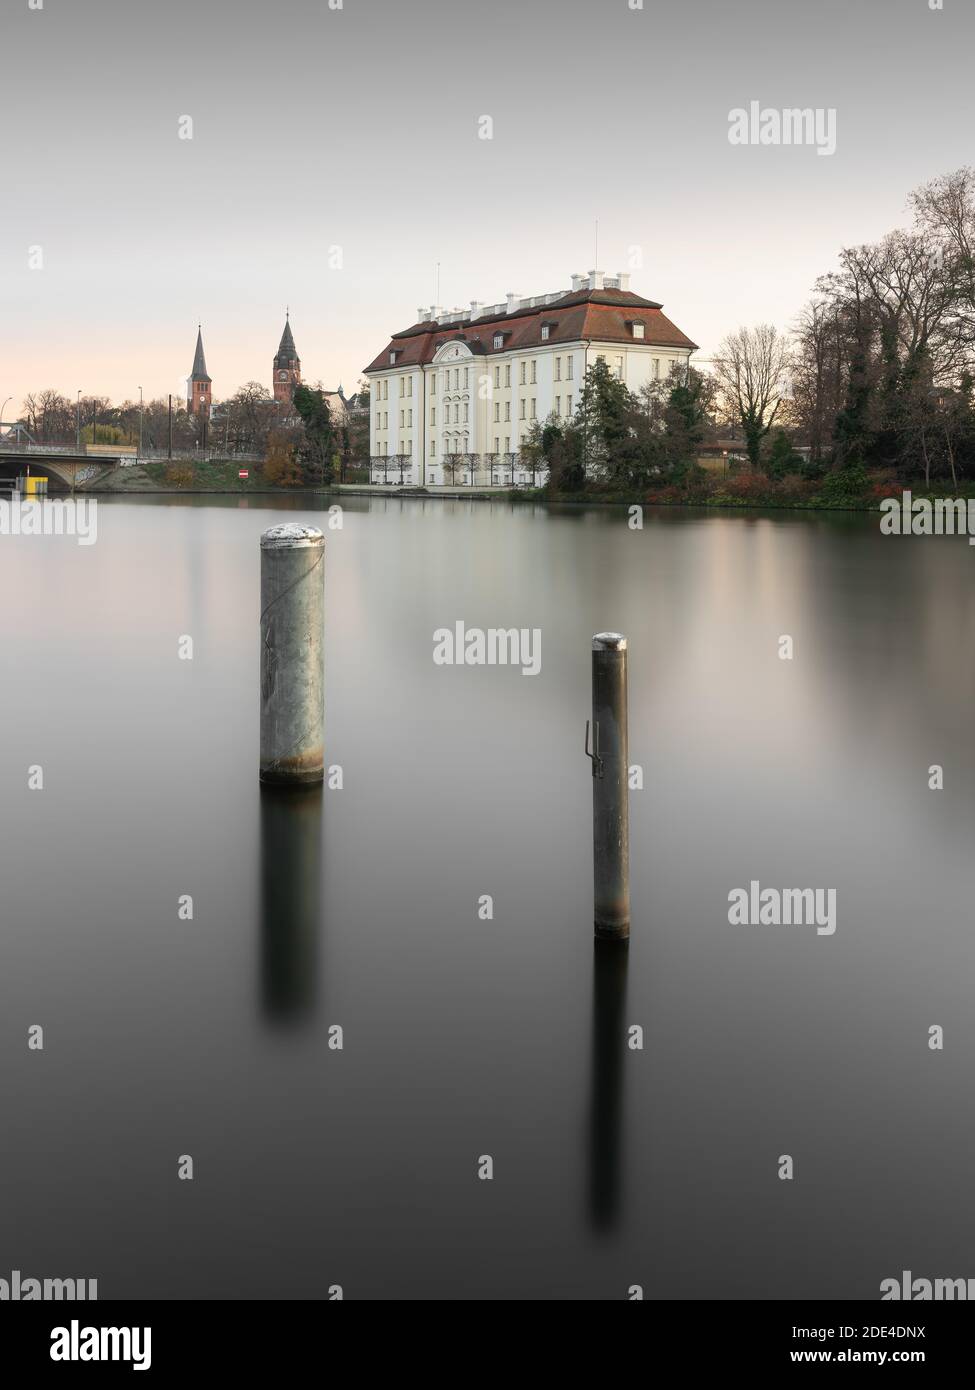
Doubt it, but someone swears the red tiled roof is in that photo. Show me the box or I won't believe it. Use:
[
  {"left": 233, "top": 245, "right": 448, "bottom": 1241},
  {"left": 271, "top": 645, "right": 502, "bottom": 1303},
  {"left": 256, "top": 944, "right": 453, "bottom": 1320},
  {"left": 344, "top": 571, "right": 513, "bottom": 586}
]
[{"left": 363, "top": 289, "right": 697, "bottom": 372}]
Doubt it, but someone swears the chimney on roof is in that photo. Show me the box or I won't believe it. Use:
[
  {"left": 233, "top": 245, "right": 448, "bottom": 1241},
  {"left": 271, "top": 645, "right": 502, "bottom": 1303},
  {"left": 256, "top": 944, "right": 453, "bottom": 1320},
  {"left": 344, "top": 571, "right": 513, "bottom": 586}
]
[
  {"left": 418, "top": 307, "right": 428, "bottom": 321},
  {"left": 616, "top": 272, "right": 630, "bottom": 291},
  {"left": 470, "top": 300, "right": 484, "bottom": 319},
  {"left": 506, "top": 291, "right": 520, "bottom": 314},
  {"left": 570, "top": 273, "right": 586, "bottom": 292},
  {"left": 588, "top": 269, "right": 605, "bottom": 290},
  {"left": 433, "top": 306, "right": 444, "bottom": 321}
]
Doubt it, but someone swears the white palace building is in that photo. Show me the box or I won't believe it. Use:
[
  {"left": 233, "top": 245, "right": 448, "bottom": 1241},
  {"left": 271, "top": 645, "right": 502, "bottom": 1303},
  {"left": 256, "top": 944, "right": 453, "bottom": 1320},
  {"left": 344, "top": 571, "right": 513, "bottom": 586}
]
[{"left": 362, "top": 270, "right": 698, "bottom": 486}]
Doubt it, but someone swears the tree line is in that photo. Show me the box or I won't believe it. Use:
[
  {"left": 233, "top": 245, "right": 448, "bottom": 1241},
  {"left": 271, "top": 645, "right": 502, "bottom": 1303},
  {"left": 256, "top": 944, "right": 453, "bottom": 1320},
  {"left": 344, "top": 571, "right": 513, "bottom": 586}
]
[
  {"left": 15, "top": 381, "right": 372, "bottom": 485},
  {"left": 715, "top": 166, "right": 975, "bottom": 485},
  {"left": 495, "top": 166, "right": 975, "bottom": 495}
]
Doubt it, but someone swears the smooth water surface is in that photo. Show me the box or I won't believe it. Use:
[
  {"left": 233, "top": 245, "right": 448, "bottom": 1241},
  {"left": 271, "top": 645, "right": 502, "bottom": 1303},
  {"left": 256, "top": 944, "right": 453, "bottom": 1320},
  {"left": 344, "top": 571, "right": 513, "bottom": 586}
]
[{"left": 1, "top": 495, "right": 972, "bottom": 1299}]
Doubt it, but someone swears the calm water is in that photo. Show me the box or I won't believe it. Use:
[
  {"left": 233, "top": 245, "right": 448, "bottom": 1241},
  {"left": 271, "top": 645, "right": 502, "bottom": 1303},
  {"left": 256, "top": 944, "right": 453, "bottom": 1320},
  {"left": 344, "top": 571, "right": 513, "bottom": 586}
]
[{"left": 1, "top": 495, "right": 973, "bottom": 1300}]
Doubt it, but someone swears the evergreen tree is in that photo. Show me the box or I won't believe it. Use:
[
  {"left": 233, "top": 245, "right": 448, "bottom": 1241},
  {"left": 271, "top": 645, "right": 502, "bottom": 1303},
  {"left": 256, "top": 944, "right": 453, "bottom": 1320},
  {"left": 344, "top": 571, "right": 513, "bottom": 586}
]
[
  {"left": 293, "top": 385, "right": 335, "bottom": 486},
  {"left": 578, "top": 358, "right": 635, "bottom": 481}
]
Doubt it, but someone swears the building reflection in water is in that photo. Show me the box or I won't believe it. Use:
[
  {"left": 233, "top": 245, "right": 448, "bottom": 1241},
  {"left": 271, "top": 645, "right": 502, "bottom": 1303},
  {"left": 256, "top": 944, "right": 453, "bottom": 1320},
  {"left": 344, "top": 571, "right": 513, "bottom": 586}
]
[
  {"left": 588, "top": 937, "right": 629, "bottom": 1231},
  {"left": 259, "top": 784, "right": 323, "bottom": 1025}
]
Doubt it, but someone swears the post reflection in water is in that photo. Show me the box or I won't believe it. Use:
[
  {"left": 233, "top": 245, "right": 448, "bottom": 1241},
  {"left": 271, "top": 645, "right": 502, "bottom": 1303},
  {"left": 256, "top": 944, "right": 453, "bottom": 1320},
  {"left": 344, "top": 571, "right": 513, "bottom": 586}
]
[
  {"left": 259, "top": 784, "right": 323, "bottom": 1025},
  {"left": 588, "top": 938, "right": 629, "bottom": 1232}
]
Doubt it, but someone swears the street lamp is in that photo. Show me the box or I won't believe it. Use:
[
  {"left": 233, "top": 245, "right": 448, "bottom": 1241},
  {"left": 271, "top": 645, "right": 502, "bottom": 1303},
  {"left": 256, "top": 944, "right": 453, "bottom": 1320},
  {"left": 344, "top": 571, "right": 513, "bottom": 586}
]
[{"left": 138, "top": 386, "right": 144, "bottom": 459}]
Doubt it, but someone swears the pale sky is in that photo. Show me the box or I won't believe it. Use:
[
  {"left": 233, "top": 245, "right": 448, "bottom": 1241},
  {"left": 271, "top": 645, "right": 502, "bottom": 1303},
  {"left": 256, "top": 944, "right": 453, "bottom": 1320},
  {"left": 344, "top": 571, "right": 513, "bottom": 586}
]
[{"left": 1, "top": 0, "right": 972, "bottom": 411}]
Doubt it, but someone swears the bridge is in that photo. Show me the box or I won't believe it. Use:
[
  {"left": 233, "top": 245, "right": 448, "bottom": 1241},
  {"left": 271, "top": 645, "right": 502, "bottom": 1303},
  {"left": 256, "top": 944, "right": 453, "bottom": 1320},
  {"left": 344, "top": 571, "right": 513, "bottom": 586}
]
[{"left": 0, "top": 447, "right": 123, "bottom": 490}]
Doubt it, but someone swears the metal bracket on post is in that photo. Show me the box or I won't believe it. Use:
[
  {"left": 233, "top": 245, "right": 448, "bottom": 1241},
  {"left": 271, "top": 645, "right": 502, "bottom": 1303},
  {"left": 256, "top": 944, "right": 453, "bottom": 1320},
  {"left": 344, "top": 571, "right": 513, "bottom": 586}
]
[{"left": 585, "top": 719, "right": 604, "bottom": 779}]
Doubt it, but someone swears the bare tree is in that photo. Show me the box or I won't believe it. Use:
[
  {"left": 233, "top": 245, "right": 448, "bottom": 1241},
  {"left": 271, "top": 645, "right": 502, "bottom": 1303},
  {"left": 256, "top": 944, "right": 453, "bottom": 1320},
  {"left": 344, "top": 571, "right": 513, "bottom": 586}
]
[
  {"left": 790, "top": 298, "right": 850, "bottom": 462},
  {"left": 712, "top": 325, "right": 791, "bottom": 468},
  {"left": 911, "top": 167, "right": 975, "bottom": 370},
  {"left": 222, "top": 382, "right": 277, "bottom": 455},
  {"left": 442, "top": 453, "right": 464, "bottom": 485}
]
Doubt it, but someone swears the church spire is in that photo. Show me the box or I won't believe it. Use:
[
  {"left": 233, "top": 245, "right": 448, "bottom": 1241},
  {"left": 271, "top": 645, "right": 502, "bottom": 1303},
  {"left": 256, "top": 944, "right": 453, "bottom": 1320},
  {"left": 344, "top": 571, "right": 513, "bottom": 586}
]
[
  {"left": 188, "top": 324, "right": 212, "bottom": 416},
  {"left": 276, "top": 312, "right": 297, "bottom": 364},
  {"left": 273, "top": 311, "right": 301, "bottom": 405},
  {"left": 190, "top": 324, "right": 211, "bottom": 382}
]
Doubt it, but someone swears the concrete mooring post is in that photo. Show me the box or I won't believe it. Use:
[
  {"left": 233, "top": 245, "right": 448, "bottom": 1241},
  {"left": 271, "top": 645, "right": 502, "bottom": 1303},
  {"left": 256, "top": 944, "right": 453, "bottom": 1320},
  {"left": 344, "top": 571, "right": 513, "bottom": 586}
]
[
  {"left": 586, "top": 632, "right": 630, "bottom": 940},
  {"left": 260, "top": 524, "right": 325, "bottom": 786}
]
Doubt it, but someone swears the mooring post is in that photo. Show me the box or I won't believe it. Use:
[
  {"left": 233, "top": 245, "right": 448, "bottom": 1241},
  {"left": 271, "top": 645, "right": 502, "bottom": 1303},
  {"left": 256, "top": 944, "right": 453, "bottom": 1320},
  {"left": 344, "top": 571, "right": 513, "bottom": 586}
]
[
  {"left": 586, "top": 632, "right": 630, "bottom": 939},
  {"left": 260, "top": 524, "right": 325, "bottom": 786}
]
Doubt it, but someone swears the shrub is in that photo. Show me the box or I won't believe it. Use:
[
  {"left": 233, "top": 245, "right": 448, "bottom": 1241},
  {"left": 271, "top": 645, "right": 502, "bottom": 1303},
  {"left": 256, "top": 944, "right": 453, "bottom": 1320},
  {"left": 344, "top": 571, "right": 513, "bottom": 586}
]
[
  {"left": 264, "top": 433, "right": 303, "bottom": 487},
  {"left": 776, "top": 473, "right": 809, "bottom": 503},
  {"left": 165, "top": 463, "right": 193, "bottom": 488},
  {"left": 818, "top": 463, "right": 870, "bottom": 503},
  {"left": 722, "top": 471, "right": 773, "bottom": 502}
]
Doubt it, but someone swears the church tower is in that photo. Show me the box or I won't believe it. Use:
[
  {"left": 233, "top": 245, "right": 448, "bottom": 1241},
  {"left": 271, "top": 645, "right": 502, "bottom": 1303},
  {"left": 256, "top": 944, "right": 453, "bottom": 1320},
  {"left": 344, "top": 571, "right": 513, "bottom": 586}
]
[
  {"left": 188, "top": 326, "right": 211, "bottom": 417},
  {"left": 273, "top": 313, "right": 301, "bottom": 405}
]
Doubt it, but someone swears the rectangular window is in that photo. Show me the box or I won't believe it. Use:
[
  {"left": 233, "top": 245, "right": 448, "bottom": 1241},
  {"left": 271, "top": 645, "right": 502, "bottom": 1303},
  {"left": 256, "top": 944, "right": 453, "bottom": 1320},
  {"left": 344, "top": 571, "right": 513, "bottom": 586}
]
[
  {"left": 408, "top": 378, "right": 413, "bottom": 396},
  {"left": 383, "top": 412, "right": 388, "bottom": 428},
  {"left": 431, "top": 407, "right": 436, "bottom": 425},
  {"left": 493, "top": 333, "right": 503, "bottom": 349},
  {"left": 463, "top": 368, "right": 469, "bottom": 388},
  {"left": 453, "top": 369, "right": 459, "bottom": 389},
  {"left": 653, "top": 358, "right": 660, "bottom": 380},
  {"left": 464, "top": 404, "right": 469, "bottom": 422},
  {"left": 504, "top": 402, "right": 510, "bottom": 422},
  {"left": 530, "top": 360, "right": 537, "bottom": 384},
  {"left": 505, "top": 365, "right": 511, "bottom": 388},
  {"left": 530, "top": 398, "right": 536, "bottom": 419},
  {"left": 493, "top": 403, "right": 500, "bottom": 422},
  {"left": 504, "top": 436, "right": 510, "bottom": 453},
  {"left": 431, "top": 441, "right": 436, "bottom": 454},
  {"left": 399, "top": 410, "right": 404, "bottom": 427},
  {"left": 519, "top": 399, "right": 525, "bottom": 420},
  {"left": 567, "top": 394, "right": 572, "bottom": 414},
  {"left": 494, "top": 366, "right": 500, "bottom": 388},
  {"left": 633, "top": 323, "right": 645, "bottom": 339},
  {"left": 615, "top": 356, "right": 624, "bottom": 379},
  {"left": 519, "top": 361, "right": 526, "bottom": 385},
  {"left": 408, "top": 409, "right": 413, "bottom": 426},
  {"left": 556, "top": 396, "right": 561, "bottom": 416},
  {"left": 567, "top": 357, "right": 574, "bottom": 381},
  {"left": 494, "top": 436, "right": 499, "bottom": 452},
  {"left": 430, "top": 374, "right": 436, "bottom": 394},
  {"left": 541, "top": 325, "right": 550, "bottom": 341},
  {"left": 555, "top": 356, "right": 561, "bottom": 381}
]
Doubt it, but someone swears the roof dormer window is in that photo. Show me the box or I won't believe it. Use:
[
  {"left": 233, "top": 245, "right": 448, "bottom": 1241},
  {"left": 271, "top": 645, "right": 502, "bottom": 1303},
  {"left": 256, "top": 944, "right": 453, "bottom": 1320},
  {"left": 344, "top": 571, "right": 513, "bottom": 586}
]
[
  {"left": 541, "top": 325, "right": 550, "bottom": 341},
  {"left": 493, "top": 333, "right": 504, "bottom": 350},
  {"left": 389, "top": 349, "right": 400, "bottom": 364},
  {"left": 631, "top": 322, "right": 645, "bottom": 340}
]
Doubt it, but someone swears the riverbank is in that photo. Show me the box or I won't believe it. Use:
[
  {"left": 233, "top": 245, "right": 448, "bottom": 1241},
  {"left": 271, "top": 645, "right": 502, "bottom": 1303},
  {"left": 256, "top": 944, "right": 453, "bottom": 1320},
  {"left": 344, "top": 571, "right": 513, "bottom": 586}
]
[{"left": 84, "top": 459, "right": 975, "bottom": 514}]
